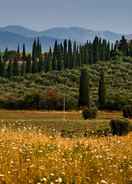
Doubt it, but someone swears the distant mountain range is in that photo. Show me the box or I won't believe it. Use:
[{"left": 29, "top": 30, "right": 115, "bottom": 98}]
[{"left": 0, "top": 25, "right": 131, "bottom": 51}]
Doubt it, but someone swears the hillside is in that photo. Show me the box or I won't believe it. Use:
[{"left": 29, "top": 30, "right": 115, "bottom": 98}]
[
  {"left": 0, "top": 25, "right": 38, "bottom": 37},
  {"left": 41, "top": 27, "right": 122, "bottom": 42},
  {"left": 0, "top": 25, "right": 122, "bottom": 42},
  {"left": 0, "top": 30, "right": 62, "bottom": 51},
  {"left": 0, "top": 25, "right": 127, "bottom": 51},
  {"left": 0, "top": 60, "right": 132, "bottom": 110}
]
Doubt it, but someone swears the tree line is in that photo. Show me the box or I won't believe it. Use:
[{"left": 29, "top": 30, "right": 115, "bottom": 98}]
[{"left": 0, "top": 36, "right": 131, "bottom": 77}]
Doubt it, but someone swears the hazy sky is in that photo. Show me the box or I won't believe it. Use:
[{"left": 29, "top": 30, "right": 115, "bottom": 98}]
[{"left": 0, "top": 0, "right": 132, "bottom": 34}]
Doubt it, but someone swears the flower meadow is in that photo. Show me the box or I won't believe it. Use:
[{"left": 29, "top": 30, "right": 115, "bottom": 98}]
[{"left": 0, "top": 121, "right": 131, "bottom": 184}]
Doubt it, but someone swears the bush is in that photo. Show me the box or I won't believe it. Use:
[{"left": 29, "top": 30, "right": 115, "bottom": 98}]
[
  {"left": 82, "top": 107, "right": 97, "bottom": 119},
  {"left": 123, "top": 105, "right": 132, "bottom": 118},
  {"left": 110, "top": 119, "right": 130, "bottom": 136},
  {"left": 104, "top": 97, "right": 128, "bottom": 111}
]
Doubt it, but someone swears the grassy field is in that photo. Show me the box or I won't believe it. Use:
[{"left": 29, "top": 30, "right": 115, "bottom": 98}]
[
  {"left": 0, "top": 110, "right": 122, "bottom": 137},
  {"left": 0, "top": 110, "right": 122, "bottom": 120},
  {"left": 0, "top": 110, "right": 131, "bottom": 184}
]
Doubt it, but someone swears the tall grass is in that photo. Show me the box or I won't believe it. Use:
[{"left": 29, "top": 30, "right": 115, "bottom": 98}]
[{"left": 0, "top": 129, "right": 131, "bottom": 184}]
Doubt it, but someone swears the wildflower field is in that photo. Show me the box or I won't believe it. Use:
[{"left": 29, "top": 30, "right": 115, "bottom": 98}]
[{"left": 0, "top": 110, "right": 131, "bottom": 184}]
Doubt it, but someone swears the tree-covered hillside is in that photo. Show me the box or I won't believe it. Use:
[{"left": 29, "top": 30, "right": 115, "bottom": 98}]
[
  {"left": 0, "top": 35, "right": 132, "bottom": 110},
  {"left": 0, "top": 59, "right": 132, "bottom": 110}
]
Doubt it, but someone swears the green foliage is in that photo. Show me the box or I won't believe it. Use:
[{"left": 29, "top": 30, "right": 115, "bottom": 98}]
[
  {"left": 98, "top": 69, "right": 106, "bottom": 109},
  {"left": 79, "top": 67, "right": 90, "bottom": 107},
  {"left": 118, "top": 36, "right": 128, "bottom": 56},
  {"left": 0, "top": 59, "right": 132, "bottom": 110},
  {"left": 82, "top": 107, "right": 97, "bottom": 119},
  {"left": 123, "top": 105, "right": 132, "bottom": 118},
  {"left": 110, "top": 119, "right": 130, "bottom": 136}
]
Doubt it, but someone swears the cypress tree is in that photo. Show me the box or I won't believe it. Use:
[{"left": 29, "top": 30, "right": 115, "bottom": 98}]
[
  {"left": 25, "top": 54, "right": 32, "bottom": 73},
  {"left": 32, "top": 57, "right": 38, "bottom": 73},
  {"left": 17, "top": 44, "right": 20, "bottom": 60},
  {"left": 0, "top": 54, "right": 4, "bottom": 76},
  {"left": 128, "top": 40, "right": 132, "bottom": 56},
  {"left": 3, "top": 48, "right": 8, "bottom": 62},
  {"left": 73, "top": 41, "right": 77, "bottom": 67},
  {"left": 22, "top": 44, "right": 26, "bottom": 61},
  {"left": 93, "top": 36, "right": 99, "bottom": 63},
  {"left": 63, "top": 39, "right": 67, "bottom": 68},
  {"left": 17, "top": 44, "right": 20, "bottom": 54},
  {"left": 6, "top": 60, "right": 12, "bottom": 78},
  {"left": 57, "top": 44, "right": 64, "bottom": 70},
  {"left": 118, "top": 36, "right": 128, "bottom": 56},
  {"left": 32, "top": 39, "right": 37, "bottom": 61},
  {"left": 37, "top": 37, "right": 42, "bottom": 59},
  {"left": 52, "top": 40, "right": 58, "bottom": 70},
  {"left": 38, "top": 55, "right": 43, "bottom": 72},
  {"left": 46, "top": 47, "right": 52, "bottom": 72},
  {"left": 98, "top": 70, "right": 106, "bottom": 109},
  {"left": 79, "top": 67, "right": 90, "bottom": 107},
  {"left": 20, "top": 61, "right": 25, "bottom": 76},
  {"left": 76, "top": 46, "right": 81, "bottom": 67},
  {"left": 32, "top": 39, "right": 39, "bottom": 73},
  {"left": 106, "top": 41, "right": 110, "bottom": 60},
  {"left": 67, "top": 40, "right": 72, "bottom": 68},
  {"left": 12, "top": 59, "right": 19, "bottom": 76},
  {"left": 88, "top": 43, "right": 94, "bottom": 64}
]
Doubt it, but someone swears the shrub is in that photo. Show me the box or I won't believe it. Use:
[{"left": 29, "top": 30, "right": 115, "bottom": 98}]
[
  {"left": 104, "top": 97, "right": 128, "bottom": 111},
  {"left": 123, "top": 105, "right": 132, "bottom": 118},
  {"left": 82, "top": 107, "right": 97, "bottom": 119},
  {"left": 110, "top": 119, "right": 130, "bottom": 136}
]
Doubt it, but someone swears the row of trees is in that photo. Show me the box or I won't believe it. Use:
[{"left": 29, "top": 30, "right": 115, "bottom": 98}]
[{"left": 0, "top": 36, "right": 132, "bottom": 77}]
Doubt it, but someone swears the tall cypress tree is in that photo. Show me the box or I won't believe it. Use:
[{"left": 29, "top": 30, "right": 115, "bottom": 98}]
[
  {"left": 17, "top": 44, "right": 20, "bottom": 61},
  {"left": 63, "top": 39, "right": 67, "bottom": 68},
  {"left": 12, "top": 59, "right": 19, "bottom": 76},
  {"left": 17, "top": 44, "right": 20, "bottom": 54},
  {"left": 25, "top": 54, "right": 32, "bottom": 73},
  {"left": 73, "top": 41, "right": 77, "bottom": 68},
  {"left": 6, "top": 60, "right": 12, "bottom": 78},
  {"left": 118, "top": 36, "right": 128, "bottom": 56},
  {"left": 67, "top": 40, "right": 72, "bottom": 68},
  {"left": 98, "top": 70, "right": 106, "bottom": 109},
  {"left": 37, "top": 37, "right": 42, "bottom": 59},
  {"left": 20, "top": 61, "right": 25, "bottom": 76},
  {"left": 46, "top": 47, "right": 52, "bottom": 72},
  {"left": 32, "top": 39, "right": 37, "bottom": 62},
  {"left": 0, "top": 54, "right": 4, "bottom": 77},
  {"left": 22, "top": 44, "right": 26, "bottom": 61},
  {"left": 79, "top": 67, "right": 90, "bottom": 107},
  {"left": 38, "top": 55, "right": 43, "bottom": 72},
  {"left": 3, "top": 48, "right": 8, "bottom": 62},
  {"left": 32, "top": 39, "right": 39, "bottom": 73},
  {"left": 52, "top": 40, "right": 58, "bottom": 70},
  {"left": 93, "top": 36, "right": 99, "bottom": 63}
]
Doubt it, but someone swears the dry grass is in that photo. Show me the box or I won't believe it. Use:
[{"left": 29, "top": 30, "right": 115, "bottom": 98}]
[
  {"left": 0, "top": 111, "right": 131, "bottom": 184},
  {"left": 0, "top": 110, "right": 81, "bottom": 120},
  {"left": 0, "top": 130, "right": 131, "bottom": 184},
  {"left": 0, "top": 110, "right": 122, "bottom": 120}
]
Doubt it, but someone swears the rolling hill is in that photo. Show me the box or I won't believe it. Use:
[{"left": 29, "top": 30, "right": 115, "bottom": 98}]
[
  {"left": 0, "top": 25, "right": 130, "bottom": 51},
  {"left": 0, "top": 30, "right": 62, "bottom": 51},
  {"left": 40, "top": 27, "right": 122, "bottom": 42},
  {"left": 0, "top": 25, "right": 38, "bottom": 37}
]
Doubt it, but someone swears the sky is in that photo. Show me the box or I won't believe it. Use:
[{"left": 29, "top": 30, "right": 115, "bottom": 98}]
[{"left": 0, "top": 0, "right": 132, "bottom": 34}]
